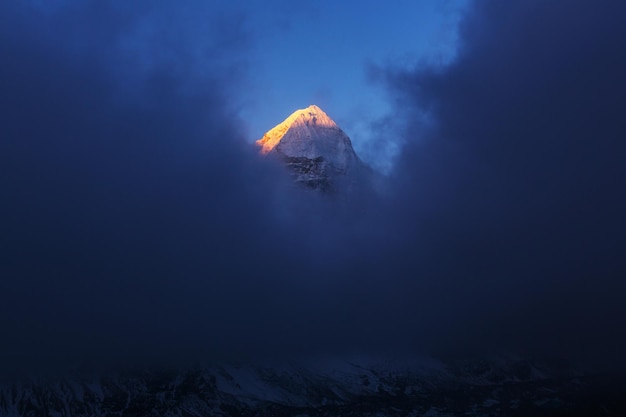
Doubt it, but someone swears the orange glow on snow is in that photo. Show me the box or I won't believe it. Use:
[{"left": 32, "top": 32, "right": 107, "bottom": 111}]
[
  {"left": 256, "top": 105, "right": 336, "bottom": 154},
  {"left": 255, "top": 110, "right": 302, "bottom": 154}
]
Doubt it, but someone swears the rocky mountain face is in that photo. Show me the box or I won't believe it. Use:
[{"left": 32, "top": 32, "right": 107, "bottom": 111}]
[
  {"left": 1, "top": 356, "right": 624, "bottom": 416},
  {"left": 256, "top": 105, "right": 369, "bottom": 192}
]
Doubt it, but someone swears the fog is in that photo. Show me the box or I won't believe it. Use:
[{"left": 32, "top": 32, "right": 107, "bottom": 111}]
[{"left": 1, "top": 0, "right": 625, "bottom": 373}]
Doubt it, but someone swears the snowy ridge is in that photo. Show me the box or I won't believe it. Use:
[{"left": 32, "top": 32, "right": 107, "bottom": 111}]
[{"left": 0, "top": 355, "right": 599, "bottom": 416}]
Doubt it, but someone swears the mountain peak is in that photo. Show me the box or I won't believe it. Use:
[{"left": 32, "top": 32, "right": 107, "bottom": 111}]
[
  {"left": 256, "top": 105, "right": 340, "bottom": 155},
  {"left": 256, "top": 104, "right": 363, "bottom": 191}
]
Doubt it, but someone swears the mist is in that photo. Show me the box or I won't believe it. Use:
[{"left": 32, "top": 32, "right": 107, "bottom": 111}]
[{"left": 1, "top": 0, "right": 625, "bottom": 374}]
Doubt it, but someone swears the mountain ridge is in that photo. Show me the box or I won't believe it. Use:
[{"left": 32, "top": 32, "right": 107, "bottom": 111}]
[{"left": 1, "top": 355, "right": 617, "bottom": 416}]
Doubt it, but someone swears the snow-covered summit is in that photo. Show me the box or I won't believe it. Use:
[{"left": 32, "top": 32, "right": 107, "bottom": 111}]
[{"left": 256, "top": 105, "right": 360, "bottom": 172}]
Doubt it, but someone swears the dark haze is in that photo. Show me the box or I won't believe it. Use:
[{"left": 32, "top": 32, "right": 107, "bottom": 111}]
[{"left": 1, "top": 0, "right": 625, "bottom": 373}]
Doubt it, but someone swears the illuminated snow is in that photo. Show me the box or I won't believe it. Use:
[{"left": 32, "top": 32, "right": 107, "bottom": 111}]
[{"left": 256, "top": 105, "right": 360, "bottom": 172}]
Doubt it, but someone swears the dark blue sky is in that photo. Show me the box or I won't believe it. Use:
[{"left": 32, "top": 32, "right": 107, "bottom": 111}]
[{"left": 1, "top": 0, "right": 626, "bottom": 372}]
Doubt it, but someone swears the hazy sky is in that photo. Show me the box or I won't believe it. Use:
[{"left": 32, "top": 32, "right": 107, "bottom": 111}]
[{"left": 1, "top": 0, "right": 626, "bottom": 373}]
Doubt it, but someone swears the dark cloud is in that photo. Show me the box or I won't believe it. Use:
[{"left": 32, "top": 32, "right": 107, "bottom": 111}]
[
  {"left": 380, "top": 0, "right": 626, "bottom": 367},
  {"left": 0, "top": 1, "right": 330, "bottom": 370},
  {"left": 1, "top": 0, "right": 625, "bottom": 375}
]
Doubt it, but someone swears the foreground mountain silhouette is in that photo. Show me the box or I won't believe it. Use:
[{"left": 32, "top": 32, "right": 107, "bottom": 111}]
[
  {"left": 256, "top": 105, "right": 367, "bottom": 192},
  {"left": 3, "top": 356, "right": 621, "bottom": 416}
]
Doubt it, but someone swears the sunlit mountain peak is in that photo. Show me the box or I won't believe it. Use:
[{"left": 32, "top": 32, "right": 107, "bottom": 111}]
[
  {"left": 255, "top": 104, "right": 364, "bottom": 191},
  {"left": 256, "top": 105, "right": 341, "bottom": 154}
]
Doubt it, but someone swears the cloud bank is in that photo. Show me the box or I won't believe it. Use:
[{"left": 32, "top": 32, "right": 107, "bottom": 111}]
[{"left": 381, "top": 0, "right": 626, "bottom": 366}]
